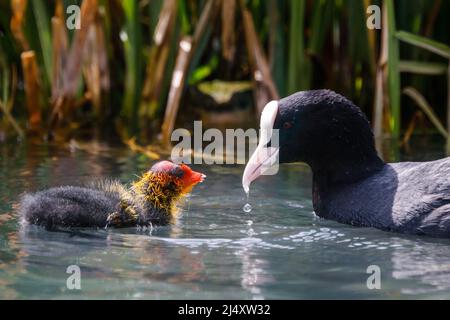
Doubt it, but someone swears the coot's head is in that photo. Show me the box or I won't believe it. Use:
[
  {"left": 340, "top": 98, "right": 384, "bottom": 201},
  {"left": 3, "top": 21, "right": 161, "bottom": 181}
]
[
  {"left": 243, "top": 90, "right": 384, "bottom": 190},
  {"left": 126, "top": 160, "right": 205, "bottom": 225},
  {"left": 149, "top": 160, "right": 206, "bottom": 194}
]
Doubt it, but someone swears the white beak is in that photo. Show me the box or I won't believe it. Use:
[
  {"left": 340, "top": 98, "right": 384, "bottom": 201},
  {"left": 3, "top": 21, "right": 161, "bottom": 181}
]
[{"left": 242, "top": 101, "right": 280, "bottom": 194}]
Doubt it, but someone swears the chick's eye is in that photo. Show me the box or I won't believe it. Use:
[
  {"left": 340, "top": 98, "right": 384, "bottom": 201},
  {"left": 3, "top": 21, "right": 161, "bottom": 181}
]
[
  {"left": 283, "top": 122, "right": 292, "bottom": 129},
  {"left": 171, "top": 166, "right": 184, "bottom": 178}
]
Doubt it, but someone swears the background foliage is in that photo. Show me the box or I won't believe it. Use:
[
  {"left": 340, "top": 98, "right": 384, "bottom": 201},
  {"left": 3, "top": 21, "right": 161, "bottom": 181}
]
[{"left": 0, "top": 0, "right": 449, "bottom": 149}]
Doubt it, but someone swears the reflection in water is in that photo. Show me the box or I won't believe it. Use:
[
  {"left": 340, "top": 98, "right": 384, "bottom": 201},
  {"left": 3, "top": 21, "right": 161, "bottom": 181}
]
[
  {"left": 235, "top": 220, "right": 271, "bottom": 300},
  {"left": 12, "top": 225, "right": 210, "bottom": 298},
  {"left": 1, "top": 139, "right": 450, "bottom": 298},
  {"left": 391, "top": 238, "right": 450, "bottom": 295}
]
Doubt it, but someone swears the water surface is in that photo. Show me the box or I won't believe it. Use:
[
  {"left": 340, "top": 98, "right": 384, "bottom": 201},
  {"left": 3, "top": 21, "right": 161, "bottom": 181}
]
[{"left": 1, "top": 139, "right": 450, "bottom": 299}]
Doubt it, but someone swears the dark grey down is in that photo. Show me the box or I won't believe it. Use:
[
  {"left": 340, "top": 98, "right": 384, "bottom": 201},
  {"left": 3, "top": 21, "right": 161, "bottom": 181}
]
[
  {"left": 19, "top": 184, "right": 170, "bottom": 230},
  {"left": 314, "top": 158, "right": 450, "bottom": 237},
  {"left": 20, "top": 186, "right": 120, "bottom": 229}
]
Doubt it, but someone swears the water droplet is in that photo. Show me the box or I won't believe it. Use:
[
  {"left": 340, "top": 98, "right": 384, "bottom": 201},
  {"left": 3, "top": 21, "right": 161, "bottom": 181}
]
[{"left": 243, "top": 191, "right": 252, "bottom": 213}]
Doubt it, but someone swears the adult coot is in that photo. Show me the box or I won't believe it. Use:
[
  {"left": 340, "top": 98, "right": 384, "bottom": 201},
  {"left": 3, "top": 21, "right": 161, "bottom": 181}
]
[
  {"left": 243, "top": 89, "right": 450, "bottom": 238},
  {"left": 20, "top": 161, "right": 205, "bottom": 230}
]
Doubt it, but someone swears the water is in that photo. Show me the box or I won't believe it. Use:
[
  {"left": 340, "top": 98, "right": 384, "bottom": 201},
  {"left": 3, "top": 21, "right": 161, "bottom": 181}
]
[{"left": 2, "top": 138, "right": 450, "bottom": 299}]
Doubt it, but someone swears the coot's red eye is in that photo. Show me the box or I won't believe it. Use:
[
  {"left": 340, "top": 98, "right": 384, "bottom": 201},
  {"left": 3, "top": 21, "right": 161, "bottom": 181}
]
[{"left": 283, "top": 122, "right": 292, "bottom": 129}]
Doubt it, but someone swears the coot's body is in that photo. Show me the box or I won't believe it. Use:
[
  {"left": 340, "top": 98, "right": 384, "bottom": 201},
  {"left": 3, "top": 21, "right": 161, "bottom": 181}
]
[
  {"left": 243, "top": 89, "right": 450, "bottom": 238},
  {"left": 316, "top": 159, "right": 450, "bottom": 237}
]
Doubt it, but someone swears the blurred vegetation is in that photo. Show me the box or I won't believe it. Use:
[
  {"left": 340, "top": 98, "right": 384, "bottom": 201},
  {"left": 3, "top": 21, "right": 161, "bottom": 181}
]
[{"left": 0, "top": 0, "right": 449, "bottom": 151}]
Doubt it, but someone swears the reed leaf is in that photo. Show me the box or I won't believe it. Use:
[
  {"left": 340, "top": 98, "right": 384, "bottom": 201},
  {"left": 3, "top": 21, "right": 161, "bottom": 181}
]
[
  {"left": 141, "top": 0, "right": 177, "bottom": 121},
  {"left": 148, "top": 0, "right": 164, "bottom": 37},
  {"left": 403, "top": 86, "right": 447, "bottom": 138},
  {"left": 161, "top": 0, "right": 221, "bottom": 146},
  {"left": 447, "top": 64, "right": 450, "bottom": 154},
  {"left": 309, "top": 0, "right": 333, "bottom": 55},
  {"left": 177, "top": 0, "right": 191, "bottom": 35},
  {"left": 386, "top": 0, "right": 401, "bottom": 139},
  {"left": 121, "top": 0, "right": 143, "bottom": 128},
  {"left": 396, "top": 31, "right": 450, "bottom": 59},
  {"left": 221, "top": 0, "right": 237, "bottom": 63},
  {"left": 21, "top": 51, "right": 42, "bottom": 129},
  {"left": 0, "top": 51, "right": 23, "bottom": 137},
  {"left": 241, "top": 0, "right": 279, "bottom": 114},
  {"left": 30, "top": 0, "right": 53, "bottom": 85},
  {"left": 287, "top": 0, "right": 307, "bottom": 93},
  {"left": 398, "top": 60, "right": 447, "bottom": 75},
  {"left": 267, "top": 0, "right": 286, "bottom": 96}
]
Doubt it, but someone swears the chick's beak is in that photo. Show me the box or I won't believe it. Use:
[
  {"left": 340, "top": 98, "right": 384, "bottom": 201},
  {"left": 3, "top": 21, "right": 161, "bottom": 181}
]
[
  {"left": 186, "top": 171, "right": 206, "bottom": 186},
  {"left": 181, "top": 164, "right": 206, "bottom": 189}
]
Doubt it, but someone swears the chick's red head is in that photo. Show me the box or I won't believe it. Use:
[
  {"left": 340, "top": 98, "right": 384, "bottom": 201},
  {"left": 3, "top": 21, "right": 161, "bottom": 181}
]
[{"left": 150, "top": 161, "right": 206, "bottom": 193}]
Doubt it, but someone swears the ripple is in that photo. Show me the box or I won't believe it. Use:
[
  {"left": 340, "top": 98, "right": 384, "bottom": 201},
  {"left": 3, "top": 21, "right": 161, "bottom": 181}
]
[
  {"left": 3, "top": 142, "right": 450, "bottom": 299},
  {"left": 286, "top": 201, "right": 304, "bottom": 209}
]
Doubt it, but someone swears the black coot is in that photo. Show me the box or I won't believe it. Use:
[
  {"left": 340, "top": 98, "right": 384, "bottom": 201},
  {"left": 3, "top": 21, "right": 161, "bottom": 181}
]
[{"left": 243, "top": 89, "right": 450, "bottom": 238}]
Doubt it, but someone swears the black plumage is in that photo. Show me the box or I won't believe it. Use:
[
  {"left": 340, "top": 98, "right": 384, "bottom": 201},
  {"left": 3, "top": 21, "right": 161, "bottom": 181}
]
[{"left": 247, "top": 89, "right": 450, "bottom": 238}]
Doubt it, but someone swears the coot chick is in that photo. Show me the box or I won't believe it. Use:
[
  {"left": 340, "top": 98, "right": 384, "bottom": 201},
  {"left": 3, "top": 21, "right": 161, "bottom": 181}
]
[
  {"left": 20, "top": 161, "right": 205, "bottom": 230},
  {"left": 243, "top": 89, "right": 450, "bottom": 238}
]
